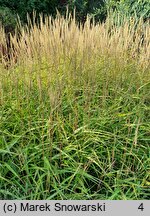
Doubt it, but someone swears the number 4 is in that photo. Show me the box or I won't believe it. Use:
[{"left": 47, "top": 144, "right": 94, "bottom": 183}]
[{"left": 138, "top": 203, "right": 144, "bottom": 211}]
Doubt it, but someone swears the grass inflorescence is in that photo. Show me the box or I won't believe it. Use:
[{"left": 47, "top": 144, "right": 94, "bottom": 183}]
[{"left": 0, "top": 13, "right": 150, "bottom": 199}]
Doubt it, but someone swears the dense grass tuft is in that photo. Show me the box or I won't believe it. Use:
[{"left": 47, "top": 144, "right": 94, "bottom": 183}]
[{"left": 0, "top": 13, "right": 150, "bottom": 200}]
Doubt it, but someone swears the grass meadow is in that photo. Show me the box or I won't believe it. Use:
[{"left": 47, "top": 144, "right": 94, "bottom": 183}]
[{"left": 0, "top": 13, "right": 150, "bottom": 199}]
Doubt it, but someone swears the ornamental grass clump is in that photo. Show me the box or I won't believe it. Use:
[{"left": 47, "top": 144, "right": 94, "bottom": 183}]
[{"left": 0, "top": 13, "right": 150, "bottom": 199}]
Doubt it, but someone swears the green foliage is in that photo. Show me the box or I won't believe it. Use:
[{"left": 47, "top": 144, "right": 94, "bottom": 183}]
[
  {"left": 0, "top": 7, "right": 17, "bottom": 33},
  {"left": 106, "top": 0, "right": 150, "bottom": 21},
  {"left": 0, "top": 0, "right": 60, "bottom": 20},
  {"left": 0, "top": 0, "right": 149, "bottom": 33},
  {"left": 66, "top": 0, "right": 106, "bottom": 22},
  {"left": 0, "top": 0, "right": 107, "bottom": 31}
]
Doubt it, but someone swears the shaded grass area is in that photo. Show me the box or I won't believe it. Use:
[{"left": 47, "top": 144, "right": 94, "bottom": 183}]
[{"left": 0, "top": 15, "right": 150, "bottom": 199}]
